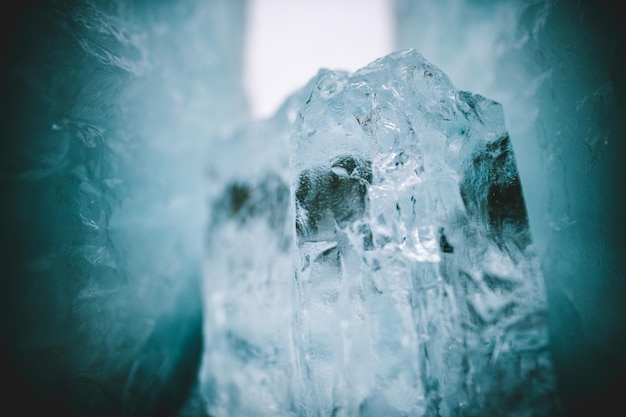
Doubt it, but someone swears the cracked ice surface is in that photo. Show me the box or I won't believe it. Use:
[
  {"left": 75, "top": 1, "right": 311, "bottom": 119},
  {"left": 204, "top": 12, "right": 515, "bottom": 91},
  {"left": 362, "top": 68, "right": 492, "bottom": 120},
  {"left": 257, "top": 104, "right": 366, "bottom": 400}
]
[{"left": 202, "top": 49, "right": 559, "bottom": 417}]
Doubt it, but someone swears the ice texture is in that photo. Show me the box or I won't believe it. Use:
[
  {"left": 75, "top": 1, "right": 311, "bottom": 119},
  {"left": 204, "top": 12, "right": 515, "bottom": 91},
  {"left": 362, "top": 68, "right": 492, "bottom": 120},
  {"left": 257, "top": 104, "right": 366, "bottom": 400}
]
[
  {"left": 0, "top": 1, "right": 247, "bottom": 416},
  {"left": 291, "top": 49, "right": 558, "bottom": 417},
  {"left": 394, "top": 1, "right": 626, "bottom": 414},
  {"left": 202, "top": 49, "right": 559, "bottom": 416},
  {"left": 200, "top": 90, "right": 304, "bottom": 417}
]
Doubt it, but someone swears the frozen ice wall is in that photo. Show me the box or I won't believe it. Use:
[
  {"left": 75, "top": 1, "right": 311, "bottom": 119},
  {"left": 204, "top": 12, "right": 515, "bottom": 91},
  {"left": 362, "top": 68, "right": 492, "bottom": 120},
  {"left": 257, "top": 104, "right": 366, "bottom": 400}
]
[
  {"left": 0, "top": 0, "right": 246, "bottom": 415},
  {"left": 395, "top": 0, "right": 626, "bottom": 414}
]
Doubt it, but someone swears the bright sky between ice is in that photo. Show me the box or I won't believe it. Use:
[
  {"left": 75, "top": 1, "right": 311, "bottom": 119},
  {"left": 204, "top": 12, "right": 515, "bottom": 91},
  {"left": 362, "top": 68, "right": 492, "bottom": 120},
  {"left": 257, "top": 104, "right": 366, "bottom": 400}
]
[{"left": 244, "top": 0, "right": 394, "bottom": 119}]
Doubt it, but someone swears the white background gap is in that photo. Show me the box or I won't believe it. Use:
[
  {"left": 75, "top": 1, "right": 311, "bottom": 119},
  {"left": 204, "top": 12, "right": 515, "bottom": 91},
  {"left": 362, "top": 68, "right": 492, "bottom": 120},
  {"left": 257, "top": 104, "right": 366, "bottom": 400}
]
[{"left": 244, "top": 0, "right": 395, "bottom": 120}]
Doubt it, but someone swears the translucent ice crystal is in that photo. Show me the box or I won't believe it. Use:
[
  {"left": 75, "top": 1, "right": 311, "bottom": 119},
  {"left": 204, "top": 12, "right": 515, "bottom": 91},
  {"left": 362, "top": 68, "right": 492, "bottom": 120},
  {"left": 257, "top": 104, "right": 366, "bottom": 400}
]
[
  {"left": 203, "top": 49, "right": 559, "bottom": 417},
  {"left": 201, "top": 90, "right": 307, "bottom": 417},
  {"left": 291, "top": 49, "right": 559, "bottom": 417}
]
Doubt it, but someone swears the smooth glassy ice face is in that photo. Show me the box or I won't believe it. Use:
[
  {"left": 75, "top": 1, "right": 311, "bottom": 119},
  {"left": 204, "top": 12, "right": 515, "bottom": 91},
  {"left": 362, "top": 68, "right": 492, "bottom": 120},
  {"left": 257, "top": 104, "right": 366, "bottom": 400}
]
[{"left": 203, "top": 49, "right": 559, "bottom": 417}]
